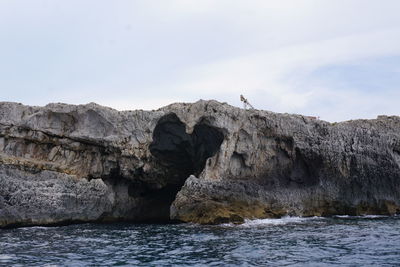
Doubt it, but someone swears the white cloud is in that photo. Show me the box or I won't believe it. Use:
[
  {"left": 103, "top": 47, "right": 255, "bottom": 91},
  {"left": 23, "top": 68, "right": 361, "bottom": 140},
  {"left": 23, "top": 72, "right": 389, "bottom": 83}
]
[
  {"left": 165, "top": 28, "right": 400, "bottom": 121},
  {"left": 0, "top": 0, "right": 400, "bottom": 121}
]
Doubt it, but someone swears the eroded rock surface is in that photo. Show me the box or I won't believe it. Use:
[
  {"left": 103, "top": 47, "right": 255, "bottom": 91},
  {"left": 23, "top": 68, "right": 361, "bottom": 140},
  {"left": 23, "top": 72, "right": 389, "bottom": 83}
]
[{"left": 0, "top": 100, "right": 399, "bottom": 226}]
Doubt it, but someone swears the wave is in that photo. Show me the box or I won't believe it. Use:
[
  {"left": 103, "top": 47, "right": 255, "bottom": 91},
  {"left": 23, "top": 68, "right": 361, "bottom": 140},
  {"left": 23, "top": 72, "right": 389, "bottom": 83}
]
[
  {"left": 241, "top": 216, "right": 319, "bottom": 226},
  {"left": 219, "top": 214, "right": 393, "bottom": 227},
  {"left": 0, "top": 255, "right": 14, "bottom": 260},
  {"left": 217, "top": 216, "right": 321, "bottom": 227},
  {"left": 333, "top": 215, "right": 389, "bottom": 219},
  {"left": 19, "top": 226, "right": 50, "bottom": 231}
]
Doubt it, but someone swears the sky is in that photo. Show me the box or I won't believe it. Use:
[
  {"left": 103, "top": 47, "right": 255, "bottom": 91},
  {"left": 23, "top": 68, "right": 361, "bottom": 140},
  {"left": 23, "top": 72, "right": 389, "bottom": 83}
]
[{"left": 0, "top": 0, "right": 399, "bottom": 122}]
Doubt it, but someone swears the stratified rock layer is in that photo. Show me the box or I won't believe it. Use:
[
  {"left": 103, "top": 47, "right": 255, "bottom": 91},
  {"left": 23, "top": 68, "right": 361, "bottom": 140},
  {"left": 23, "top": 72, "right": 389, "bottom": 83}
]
[{"left": 0, "top": 100, "right": 399, "bottom": 226}]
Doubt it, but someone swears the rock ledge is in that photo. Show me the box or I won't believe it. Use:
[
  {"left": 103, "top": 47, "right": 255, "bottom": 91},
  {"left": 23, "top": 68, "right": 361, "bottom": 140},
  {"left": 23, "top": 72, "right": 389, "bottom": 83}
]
[{"left": 1, "top": 100, "right": 399, "bottom": 226}]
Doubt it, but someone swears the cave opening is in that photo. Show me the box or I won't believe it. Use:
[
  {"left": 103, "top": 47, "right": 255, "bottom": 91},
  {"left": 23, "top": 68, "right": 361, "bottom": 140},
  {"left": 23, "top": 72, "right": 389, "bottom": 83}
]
[
  {"left": 146, "top": 113, "right": 224, "bottom": 221},
  {"left": 150, "top": 113, "right": 224, "bottom": 179}
]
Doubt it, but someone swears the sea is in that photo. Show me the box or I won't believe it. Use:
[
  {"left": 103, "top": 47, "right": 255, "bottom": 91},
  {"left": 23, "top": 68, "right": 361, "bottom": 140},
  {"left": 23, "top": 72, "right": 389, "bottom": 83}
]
[{"left": 0, "top": 216, "right": 399, "bottom": 266}]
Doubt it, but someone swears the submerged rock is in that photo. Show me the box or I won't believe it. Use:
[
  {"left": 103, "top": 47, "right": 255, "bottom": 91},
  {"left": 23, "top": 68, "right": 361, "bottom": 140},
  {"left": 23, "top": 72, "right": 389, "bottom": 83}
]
[{"left": 0, "top": 100, "right": 399, "bottom": 227}]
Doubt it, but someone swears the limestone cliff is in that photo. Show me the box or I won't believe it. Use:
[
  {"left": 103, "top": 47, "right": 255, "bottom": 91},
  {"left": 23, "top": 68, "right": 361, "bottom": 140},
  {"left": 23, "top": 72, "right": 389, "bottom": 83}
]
[{"left": 0, "top": 100, "right": 399, "bottom": 227}]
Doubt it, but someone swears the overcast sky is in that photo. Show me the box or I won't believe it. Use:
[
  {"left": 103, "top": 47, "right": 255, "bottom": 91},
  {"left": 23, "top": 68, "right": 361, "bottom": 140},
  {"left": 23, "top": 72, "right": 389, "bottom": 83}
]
[{"left": 1, "top": 0, "right": 399, "bottom": 122}]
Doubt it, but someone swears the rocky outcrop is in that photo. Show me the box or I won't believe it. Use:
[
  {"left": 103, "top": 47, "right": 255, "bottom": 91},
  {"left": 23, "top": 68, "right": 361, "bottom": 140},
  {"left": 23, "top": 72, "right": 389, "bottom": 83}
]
[{"left": 0, "top": 100, "right": 399, "bottom": 227}]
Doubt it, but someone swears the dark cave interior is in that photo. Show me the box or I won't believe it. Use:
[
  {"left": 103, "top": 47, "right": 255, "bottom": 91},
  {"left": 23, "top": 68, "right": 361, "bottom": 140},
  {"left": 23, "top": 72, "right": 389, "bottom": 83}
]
[
  {"left": 150, "top": 113, "right": 224, "bottom": 179},
  {"left": 144, "top": 113, "right": 224, "bottom": 221}
]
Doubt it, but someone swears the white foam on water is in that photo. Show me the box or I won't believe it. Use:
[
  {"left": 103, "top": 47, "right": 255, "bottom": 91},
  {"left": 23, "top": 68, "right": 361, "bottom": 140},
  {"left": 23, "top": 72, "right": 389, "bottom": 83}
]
[
  {"left": 241, "top": 216, "right": 314, "bottom": 227},
  {"left": 20, "top": 226, "right": 49, "bottom": 231},
  {"left": 208, "top": 216, "right": 320, "bottom": 227},
  {"left": 361, "top": 215, "right": 389, "bottom": 218},
  {"left": 217, "top": 216, "right": 324, "bottom": 227},
  {"left": 0, "top": 254, "right": 14, "bottom": 260},
  {"left": 333, "top": 215, "right": 389, "bottom": 219},
  {"left": 334, "top": 215, "right": 350, "bottom": 218}
]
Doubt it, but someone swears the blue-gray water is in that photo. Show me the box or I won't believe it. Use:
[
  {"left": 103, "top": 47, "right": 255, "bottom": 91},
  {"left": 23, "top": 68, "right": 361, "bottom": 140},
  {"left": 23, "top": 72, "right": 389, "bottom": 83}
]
[{"left": 1, "top": 216, "right": 399, "bottom": 266}]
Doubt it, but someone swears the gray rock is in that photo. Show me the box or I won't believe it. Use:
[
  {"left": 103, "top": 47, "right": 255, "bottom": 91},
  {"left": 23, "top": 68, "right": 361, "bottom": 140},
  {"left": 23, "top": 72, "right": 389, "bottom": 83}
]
[
  {"left": 0, "top": 100, "right": 399, "bottom": 226},
  {"left": 0, "top": 164, "right": 113, "bottom": 226}
]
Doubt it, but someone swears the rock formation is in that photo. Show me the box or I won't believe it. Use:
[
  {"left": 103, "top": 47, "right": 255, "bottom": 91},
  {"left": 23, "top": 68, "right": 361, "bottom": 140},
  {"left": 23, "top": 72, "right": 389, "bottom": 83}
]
[{"left": 0, "top": 100, "right": 399, "bottom": 227}]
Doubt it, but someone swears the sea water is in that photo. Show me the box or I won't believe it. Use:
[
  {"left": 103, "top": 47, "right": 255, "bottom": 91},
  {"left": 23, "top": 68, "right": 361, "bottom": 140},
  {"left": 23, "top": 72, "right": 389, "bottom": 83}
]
[{"left": 1, "top": 216, "right": 399, "bottom": 266}]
